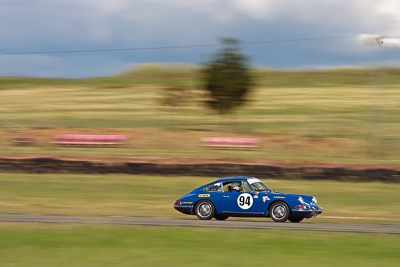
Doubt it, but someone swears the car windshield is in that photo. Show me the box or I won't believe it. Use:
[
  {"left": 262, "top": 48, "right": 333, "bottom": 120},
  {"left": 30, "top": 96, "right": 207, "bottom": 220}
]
[{"left": 247, "top": 178, "right": 273, "bottom": 192}]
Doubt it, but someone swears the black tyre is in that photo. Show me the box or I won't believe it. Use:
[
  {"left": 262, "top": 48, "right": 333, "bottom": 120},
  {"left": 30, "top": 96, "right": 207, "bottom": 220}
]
[
  {"left": 195, "top": 200, "right": 215, "bottom": 220},
  {"left": 288, "top": 216, "right": 304, "bottom": 223},
  {"left": 269, "top": 201, "right": 290, "bottom": 222},
  {"left": 214, "top": 214, "right": 229, "bottom": 220}
]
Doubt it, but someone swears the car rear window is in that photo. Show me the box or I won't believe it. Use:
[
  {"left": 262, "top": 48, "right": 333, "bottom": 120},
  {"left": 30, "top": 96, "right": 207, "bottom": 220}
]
[{"left": 204, "top": 182, "right": 222, "bottom": 192}]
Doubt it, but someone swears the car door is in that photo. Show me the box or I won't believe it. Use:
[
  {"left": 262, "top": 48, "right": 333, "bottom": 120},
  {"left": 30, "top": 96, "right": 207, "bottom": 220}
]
[{"left": 219, "top": 180, "right": 263, "bottom": 214}]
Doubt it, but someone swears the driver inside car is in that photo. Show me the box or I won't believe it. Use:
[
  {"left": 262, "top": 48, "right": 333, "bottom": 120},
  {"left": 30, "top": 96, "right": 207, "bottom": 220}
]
[{"left": 231, "top": 182, "right": 243, "bottom": 193}]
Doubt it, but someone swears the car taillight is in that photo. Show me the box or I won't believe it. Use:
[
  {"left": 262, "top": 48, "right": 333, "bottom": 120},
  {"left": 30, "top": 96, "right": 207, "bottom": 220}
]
[{"left": 175, "top": 201, "right": 182, "bottom": 205}]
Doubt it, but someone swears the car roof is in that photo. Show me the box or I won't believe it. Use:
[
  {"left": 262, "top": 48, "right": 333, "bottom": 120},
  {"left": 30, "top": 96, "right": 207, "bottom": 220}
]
[{"left": 213, "top": 177, "right": 253, "bottom": 183}]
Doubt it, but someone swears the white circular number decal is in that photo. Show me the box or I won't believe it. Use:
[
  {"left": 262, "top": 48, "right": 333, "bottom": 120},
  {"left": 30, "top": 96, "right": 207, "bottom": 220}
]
[{"left": 237, "top": 193, "right": 253, "bottom": 210}]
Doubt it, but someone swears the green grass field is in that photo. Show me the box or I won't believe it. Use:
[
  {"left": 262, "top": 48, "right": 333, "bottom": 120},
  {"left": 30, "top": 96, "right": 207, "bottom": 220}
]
[
  {"left": 0, "top": 173, "right": 399, "bottom": 224},
  {"left": 0, "top": 224, "right": 398, "bottom": 267}
]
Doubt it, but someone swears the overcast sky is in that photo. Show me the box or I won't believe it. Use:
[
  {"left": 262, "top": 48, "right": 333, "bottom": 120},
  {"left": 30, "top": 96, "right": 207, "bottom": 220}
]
[{"left": 1, "top": 0, "right": 399, "bottom": 78}]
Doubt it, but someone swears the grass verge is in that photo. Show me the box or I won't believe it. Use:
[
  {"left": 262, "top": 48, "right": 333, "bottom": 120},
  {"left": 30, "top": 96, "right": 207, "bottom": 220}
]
[
  {"left": 0, "top": 224, "right": 398, "bottom": 267},
  {"left": 0, "top": 173, "right": 399, "bottom": 224}
]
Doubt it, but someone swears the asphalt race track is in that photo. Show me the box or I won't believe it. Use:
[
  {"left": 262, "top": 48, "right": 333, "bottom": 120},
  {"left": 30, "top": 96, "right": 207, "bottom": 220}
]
[{"left": 0, "top": 214, "right": 399, "bottom": 234}]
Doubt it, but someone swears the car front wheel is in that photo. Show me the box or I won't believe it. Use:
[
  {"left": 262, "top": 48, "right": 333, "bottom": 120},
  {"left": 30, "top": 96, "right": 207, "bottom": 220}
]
[
  {"left": 270, "top": 201, "right": 290, "bottom": 222},
  {"left": 195, "top": 200, "right": 215, "bottom": 220}
]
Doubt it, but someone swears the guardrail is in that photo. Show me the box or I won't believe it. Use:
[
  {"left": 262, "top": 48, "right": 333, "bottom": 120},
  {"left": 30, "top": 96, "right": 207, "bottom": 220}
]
[{"left": 202, "top": 137, "right": 260, "bottom": 148}]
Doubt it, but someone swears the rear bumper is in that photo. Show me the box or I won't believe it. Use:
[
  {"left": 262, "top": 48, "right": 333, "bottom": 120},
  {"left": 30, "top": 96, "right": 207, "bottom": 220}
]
[{"left": 174, "top": 204, "right": 193, "bottom": 215}]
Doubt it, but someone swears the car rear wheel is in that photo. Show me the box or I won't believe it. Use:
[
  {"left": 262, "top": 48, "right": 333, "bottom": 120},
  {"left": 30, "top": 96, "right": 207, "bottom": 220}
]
[
  {"left": 214, "top": 214, "right": 229, "bottom": 220},
  {"left": 195, "top": 200, "right": 215, "bottom": 220},
  {"left": 270, "top": 201, "right": 290, "bottom": 222},
  {"left": 288, "top": 216, "right": 304, "bottom": 223}
]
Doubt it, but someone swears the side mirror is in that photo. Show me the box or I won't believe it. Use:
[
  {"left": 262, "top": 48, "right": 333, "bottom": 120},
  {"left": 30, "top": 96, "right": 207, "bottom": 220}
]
[{"left": 252, "top": 191, "right": 258, "bottom": 196}]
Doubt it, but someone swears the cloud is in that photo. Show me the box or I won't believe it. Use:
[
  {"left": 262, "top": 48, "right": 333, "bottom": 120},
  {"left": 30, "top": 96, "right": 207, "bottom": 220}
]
[
  {"left": 375, "top": 0, "right": 400, "bottom": 36},
  {"left": 232, "top": 0, "right": 275, "bottom": 19}
]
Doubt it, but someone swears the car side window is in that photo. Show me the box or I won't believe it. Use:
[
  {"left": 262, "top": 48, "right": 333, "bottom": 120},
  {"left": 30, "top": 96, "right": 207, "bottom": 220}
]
[
  {"left": 204, "top": 183, "right": 222, "bottom": 192},
  {"left": 223, "top": 181, "right": 244, "bottom": 193}
]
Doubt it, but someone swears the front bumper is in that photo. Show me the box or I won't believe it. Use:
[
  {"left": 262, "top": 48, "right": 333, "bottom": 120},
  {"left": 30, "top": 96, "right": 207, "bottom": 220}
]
[{"left": 291, "top": 206, "right": 323, "bottom": 218}]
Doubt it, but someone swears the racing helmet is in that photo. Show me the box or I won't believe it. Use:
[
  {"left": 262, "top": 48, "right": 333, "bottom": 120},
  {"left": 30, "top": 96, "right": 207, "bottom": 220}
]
[{"left": 232, "top": 182, "right": 242, "bottom": 192}]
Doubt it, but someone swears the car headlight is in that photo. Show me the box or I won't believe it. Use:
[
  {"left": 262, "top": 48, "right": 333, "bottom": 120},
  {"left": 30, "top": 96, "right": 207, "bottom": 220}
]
[
  {"left": 312, "top": 197, "right": 318, "bottom": 204},
  {"left": 298, "top": 196, "right": 305, "bottom": 204}
]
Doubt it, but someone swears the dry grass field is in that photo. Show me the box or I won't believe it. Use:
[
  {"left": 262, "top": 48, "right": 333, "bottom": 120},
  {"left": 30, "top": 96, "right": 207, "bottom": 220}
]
[{"left": 0, "top": 66, "right": 399, "bottom": 164}]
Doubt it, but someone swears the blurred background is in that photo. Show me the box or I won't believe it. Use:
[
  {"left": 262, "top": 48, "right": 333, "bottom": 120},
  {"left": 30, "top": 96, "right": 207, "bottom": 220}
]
[{"left": 1, "top": 65, "right": 400, "bottom": 164}]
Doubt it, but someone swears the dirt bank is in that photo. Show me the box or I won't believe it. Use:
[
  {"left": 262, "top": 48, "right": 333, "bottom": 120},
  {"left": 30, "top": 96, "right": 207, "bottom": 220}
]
[{"left": 0, "top": 154, "right": 399, "bottom": 182}]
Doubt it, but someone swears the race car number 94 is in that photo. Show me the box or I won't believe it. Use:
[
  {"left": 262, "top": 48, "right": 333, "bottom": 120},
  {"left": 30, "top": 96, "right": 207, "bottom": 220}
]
[{"left": 237, "top": 193, "right": 253, "bottom": 209}]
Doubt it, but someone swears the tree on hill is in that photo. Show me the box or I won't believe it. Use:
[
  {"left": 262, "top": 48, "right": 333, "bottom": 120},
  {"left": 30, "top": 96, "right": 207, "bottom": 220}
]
[{"left": 202, "top": 38, "right": 252, "bottom": 115}]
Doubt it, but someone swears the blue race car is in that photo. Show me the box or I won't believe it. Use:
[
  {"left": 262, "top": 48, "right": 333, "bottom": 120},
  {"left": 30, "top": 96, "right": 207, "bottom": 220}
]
[{"left": 174, "top": 177, "right": 322, "bottom": 223}]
